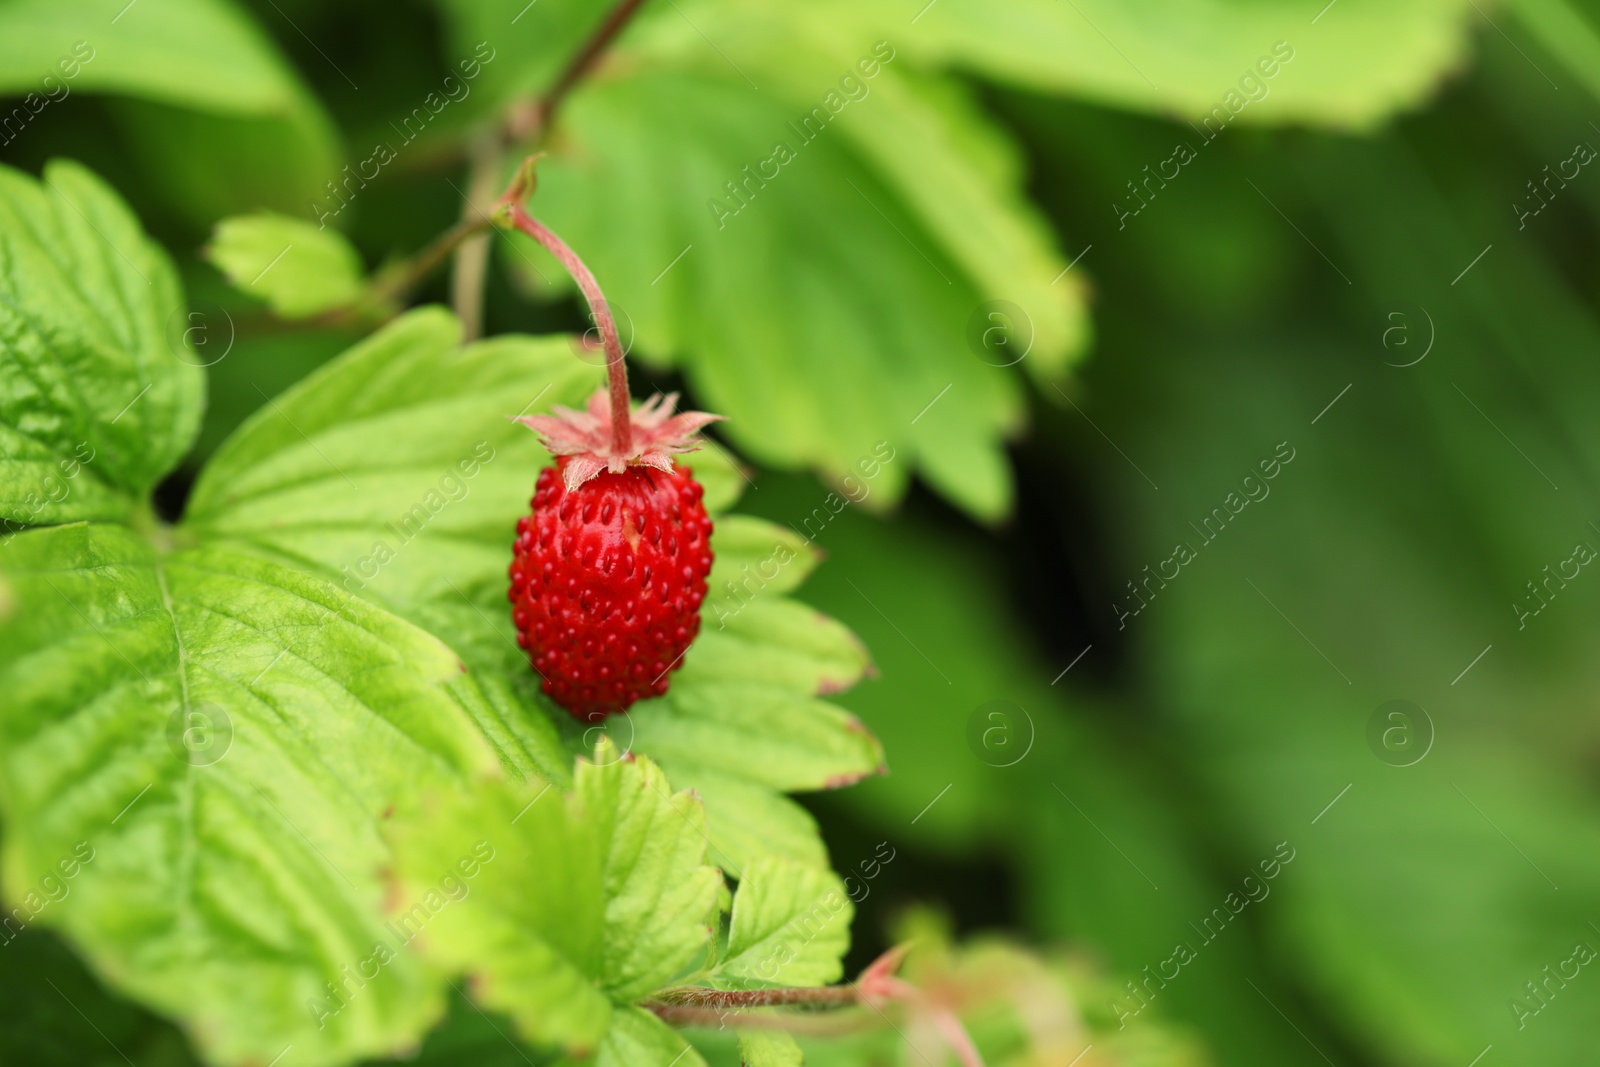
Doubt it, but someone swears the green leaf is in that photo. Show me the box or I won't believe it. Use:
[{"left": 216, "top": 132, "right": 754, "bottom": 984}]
[
  {"left": 526, "top": 64, "right": 1049, "bottom": 519},
  {"left": 111, "top": 96, "right": 342, "bottom": 227},
  {"left": 716, "top": 858, "right": 852, "bottom": 988},
  {"left": 0, "top": 522, "right": 497, "bottom": 1067},
  {"left": 638, "top": 684, "right": 882, "bottom": 795},
  {"left": 683, "top": 600, "right": 872, "bottom": 698},
  {"left": 577, "top": 740, "right": 724, "bottom": 1003},
  {"left": 386, "top": 775, "right": 611, "bottom": 1053},
  {"left": 442, "top": 668, "right": 574, "bottom": 787},
  {"left": 184, "top": 308, "right": 598, "bottom": 613},
  {"left": 661, "top": 768, "right": 829, "bottom": 872},
  {"left": 0, "top": 0, "right": 316, "bottom": 112},
  {"left": 631, "top": 2, "right": 1088, "bottom": 383},
  {"left": 206, "top": 212, "right": 366, "bottom": 319},
  {"left": 706, "top": 516, "right": 819, "bottom": 605},
  {"left": 555, "top": 1005, "right": 709, "bottom": 1067},
  {"left": 739, "top": 1029, "right": 804, "bottom": 1067},
  {"left": 185, "top": 308, "right": 881, "bottom": 872},
  {"left": 0, "top": 160, "right": 203, "bottom": 528},
  {"left": 447, "top": 4, "right": 1088, "bottom": 518},
  {"left": 387, "top": 748, "right": 721, "bottom": 1056},
  {"left": 183, "top": 309, "right": 599, "bottom": 780},
  {"left": 623, "top": 596, "right": 881, "bottom": 873},
  {"left": 0, "top": 1, "right": 340, "bottom": 224},
  {"left": 846, "top": 0, "right": 1478, "bottom": 128}
]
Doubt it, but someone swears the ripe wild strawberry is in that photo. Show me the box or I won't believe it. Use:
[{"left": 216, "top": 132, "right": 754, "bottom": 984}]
[
  {"left": 497, "top": 200, "right": 725, "bottom": 719},
  {"left": 509, "top": 391, "right": 720, "bottom": 720}
]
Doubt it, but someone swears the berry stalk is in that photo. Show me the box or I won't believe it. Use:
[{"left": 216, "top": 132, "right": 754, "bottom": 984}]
[{"left": 503, "top": 202, "right": 633, "bottom": 454}]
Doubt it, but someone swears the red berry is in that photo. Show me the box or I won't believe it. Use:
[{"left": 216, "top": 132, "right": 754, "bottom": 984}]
[{"left": 509, "top": 390, "right": 722, "bottom": 720}]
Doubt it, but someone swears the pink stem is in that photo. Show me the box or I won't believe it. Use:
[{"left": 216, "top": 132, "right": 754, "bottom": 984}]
[{"left": 504, "top": 203, "right": 632, "bottom": 453}]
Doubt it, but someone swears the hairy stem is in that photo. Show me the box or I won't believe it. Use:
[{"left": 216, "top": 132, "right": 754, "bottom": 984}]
[
  {"left": 503, "top": 203, "right": 632, "bottom": 452},
  {"left": 654, "top": 986, "right": 862, "bottom": 1009}
]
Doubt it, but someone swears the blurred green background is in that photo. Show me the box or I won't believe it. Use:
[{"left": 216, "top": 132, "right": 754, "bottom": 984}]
[{"left": 5, "top": 0, "right": 1600, "bottom": 1064}]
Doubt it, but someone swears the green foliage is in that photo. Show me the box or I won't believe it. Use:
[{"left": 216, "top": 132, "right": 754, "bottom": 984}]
[
  {"left": 715, "top": 857, "right": 852, "bottom": 988},
  {"left": 206, "top": 212, "right": 366, "bottom": 318},
  {"left": 445, "top": 0, "right": 1085, "bottom": 520},
  {"left": 737, "top": 1030, "right": 803, "bottom": 1067},
  {"left": 384, "top": 746, "right": 715, "bottom": 1056},
  {"left": 382, "top": 742, "right": 862, "bottom": 1065},
  {"left": 426, "top": 0, "right": 1494, "bottom": 518},
  {"left": 7, "top": 2, "right": 1600, "bottom": 1066},
  {"left": 845, "top": 0, "right": 1481, "bottom": 127},
  {"left": 0, "top": 518, "right": 498, "bottom": 1066},
  {"left": 0, "top": 161, "right": 201, "bottom": 527},
  {"left": 0, "top": 0, "right": 319, "bottom": 113},
  {"left": 578, "top": 743, "right": 724, "bottom": 1003},
  {"left": 739, "top": 473, "right": 1315, "bottom": 1064},
  {"left": 0, "top": 160, "right": 869, "bottom": 1066},
  {"left": 1072, "top": 130, "right": 1600, "bottom": 1064},
  {"left": 0, "top": 0, "right": 339, "bottom": 222},
  {"left": 181, "top": 306, "right": 884, "bottom": 871}
]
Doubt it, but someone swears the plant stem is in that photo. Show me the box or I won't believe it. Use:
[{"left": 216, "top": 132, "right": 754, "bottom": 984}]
[
  {"left": 451, "top": 137, "right": 504, "bottom": 341},
  {"left": 503, "top": 203, "right": 632, "bottom": 452},
  {"left": 507, "top": 0, "right": 652, "bottom": 144},
  {"left": 340, "top": 0, "right": 655, "bottom": 320},
  {"left": 354, "top": 214, "right": 493, "bottom": 316},
  {"left": 654, "top": 986, "right": 862, "bottom": 1009}
]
